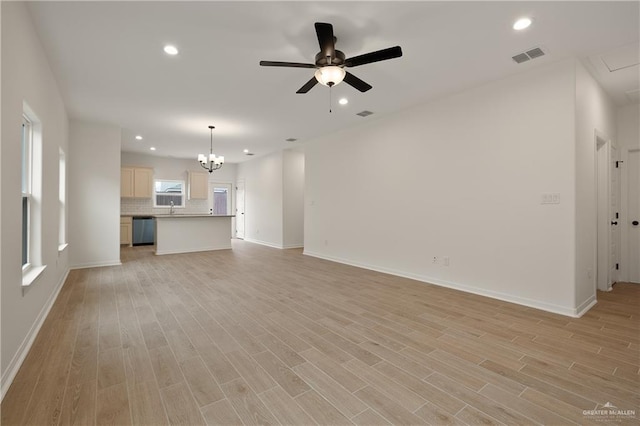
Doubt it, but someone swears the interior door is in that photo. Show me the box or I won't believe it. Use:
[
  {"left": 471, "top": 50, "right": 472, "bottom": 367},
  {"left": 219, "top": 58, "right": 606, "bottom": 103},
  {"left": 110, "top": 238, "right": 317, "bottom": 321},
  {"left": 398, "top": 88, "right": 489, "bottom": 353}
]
[
  {"left": 236, "top": 180, "right": 245, "bottom": 239},
  {"left": 628, "top": 149, "right": 640, "bottom": 283},
  {"left": 610, "top": 145, "right": 620, "bottom": 286}
]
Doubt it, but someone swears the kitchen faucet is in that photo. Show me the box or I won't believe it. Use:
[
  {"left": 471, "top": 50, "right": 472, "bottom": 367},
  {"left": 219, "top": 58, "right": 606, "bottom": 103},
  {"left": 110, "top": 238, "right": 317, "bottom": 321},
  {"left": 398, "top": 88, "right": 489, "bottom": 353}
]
[{"left": 170, "top": 201, "right": 174, "bottom": 215}]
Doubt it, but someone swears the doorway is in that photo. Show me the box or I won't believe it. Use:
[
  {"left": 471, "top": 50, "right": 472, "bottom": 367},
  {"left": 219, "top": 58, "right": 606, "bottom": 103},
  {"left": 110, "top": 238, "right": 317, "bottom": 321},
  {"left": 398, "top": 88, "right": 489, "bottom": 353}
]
[
  {"left": 236, "top": 179, "right": 245, "bottom": 239},
  {"left": 595, "top": 133, "right": 619, "bottom": 292},
  {"left": 208, "top": 182, "right": 232, "bottom": 215}
]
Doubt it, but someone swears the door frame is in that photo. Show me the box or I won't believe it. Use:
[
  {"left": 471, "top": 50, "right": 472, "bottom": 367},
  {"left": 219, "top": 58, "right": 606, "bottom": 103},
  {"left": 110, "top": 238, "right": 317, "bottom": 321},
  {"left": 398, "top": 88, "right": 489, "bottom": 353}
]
[
  {"left": 621, "top": 148, "right": 640, "bottom": 283},
  {"left": 208, "top": 181, "right": 233, "bottom": 215},
  {"left": 235, "top": 179, "right": 245, "bottom": 239},
  {"left": 594, "top": 130, "right": 617, "bottom": 292}
]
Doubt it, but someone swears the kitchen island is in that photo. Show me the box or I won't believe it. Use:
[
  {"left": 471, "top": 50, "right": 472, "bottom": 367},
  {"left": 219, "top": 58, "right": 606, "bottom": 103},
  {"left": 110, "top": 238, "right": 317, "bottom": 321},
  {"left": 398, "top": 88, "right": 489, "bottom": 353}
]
[{"left": 154, "top": 214, "right": 234, "bottom": 255}]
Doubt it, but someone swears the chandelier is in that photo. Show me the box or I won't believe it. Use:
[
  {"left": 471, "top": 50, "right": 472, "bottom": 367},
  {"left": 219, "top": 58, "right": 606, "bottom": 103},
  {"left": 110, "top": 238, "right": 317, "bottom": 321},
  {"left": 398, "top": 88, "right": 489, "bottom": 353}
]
[{"left": 198, "top": 125, "right": 224, "bottom": 173}]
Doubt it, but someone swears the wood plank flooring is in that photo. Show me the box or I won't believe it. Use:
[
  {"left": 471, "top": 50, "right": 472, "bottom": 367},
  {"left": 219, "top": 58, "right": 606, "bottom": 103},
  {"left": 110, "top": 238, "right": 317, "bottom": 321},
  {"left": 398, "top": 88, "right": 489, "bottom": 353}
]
[{"left": 2, "top": 240, "right": 639, "bottom": 425}]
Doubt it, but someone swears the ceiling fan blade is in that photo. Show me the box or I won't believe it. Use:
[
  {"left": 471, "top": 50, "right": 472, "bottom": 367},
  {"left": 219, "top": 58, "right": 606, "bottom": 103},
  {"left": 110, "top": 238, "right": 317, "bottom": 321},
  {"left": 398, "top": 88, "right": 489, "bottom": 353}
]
[
  {"left": 344, "top": 46, "right": 403, "bottom": 68},
  {"left": 296, "top": 77, "right": 319, "bottom": 94},
  {"left": 343, "top": 72, "right": 372, "bottom": 92},
  {"left": 259, "top": 61, "right": 316, "bottom": 68},
  {"left": 315, "top": 22, "right": 335, "bottom": 59}
]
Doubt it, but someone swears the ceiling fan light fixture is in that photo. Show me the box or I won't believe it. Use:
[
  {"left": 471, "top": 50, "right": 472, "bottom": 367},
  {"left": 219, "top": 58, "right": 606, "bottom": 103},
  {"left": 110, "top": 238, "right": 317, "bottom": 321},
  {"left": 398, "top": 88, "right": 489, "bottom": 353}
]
[{"left": 315, "top": 66, "right": 346, "bottom": 87}]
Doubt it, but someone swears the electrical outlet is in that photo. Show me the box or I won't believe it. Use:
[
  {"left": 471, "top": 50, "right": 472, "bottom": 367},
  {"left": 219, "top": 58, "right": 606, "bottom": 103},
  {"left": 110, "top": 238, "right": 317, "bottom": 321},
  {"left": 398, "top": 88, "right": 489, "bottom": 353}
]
[
  {"left": 443, "top": 256, "right": 450, "bottom": 266},
  {"left": 432, "top": 256, "right": 438, "bottom": 264}
]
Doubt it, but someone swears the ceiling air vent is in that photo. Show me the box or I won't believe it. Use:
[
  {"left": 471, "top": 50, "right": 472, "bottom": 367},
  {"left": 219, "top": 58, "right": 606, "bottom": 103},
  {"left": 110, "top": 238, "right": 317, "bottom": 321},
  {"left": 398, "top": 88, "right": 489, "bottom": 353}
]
[
  {"left": 526, "top": 47, "right": 545, "bottom": 59},
  {"left": 285, "top": 138, "right": 297, "bottom": 142},
  {"left": 245, "top": 152, "right": 255, "bottom": 156},
  {"left": 512, "top": 47, "right": 545, "bottom": 64},
  {"left": 512, "top": 53, "right": 530, "bottom": 64},
  {"left": 356, "top": 110, "right": 374, "bottom": 117}
]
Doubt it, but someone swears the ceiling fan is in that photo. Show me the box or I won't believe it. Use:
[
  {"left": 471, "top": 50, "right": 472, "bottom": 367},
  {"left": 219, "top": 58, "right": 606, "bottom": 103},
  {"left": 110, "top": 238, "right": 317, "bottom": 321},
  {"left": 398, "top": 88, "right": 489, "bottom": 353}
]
[{"left": 259, "top": 22, "right": 403, "bottom": 94}]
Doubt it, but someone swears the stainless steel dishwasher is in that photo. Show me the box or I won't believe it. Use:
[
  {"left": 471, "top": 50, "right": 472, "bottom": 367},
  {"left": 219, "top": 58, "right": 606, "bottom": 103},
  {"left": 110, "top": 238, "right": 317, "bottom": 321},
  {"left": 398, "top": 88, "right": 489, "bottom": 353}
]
[{"left": 132, "top": 217, "right": 155, "bottom": 246}]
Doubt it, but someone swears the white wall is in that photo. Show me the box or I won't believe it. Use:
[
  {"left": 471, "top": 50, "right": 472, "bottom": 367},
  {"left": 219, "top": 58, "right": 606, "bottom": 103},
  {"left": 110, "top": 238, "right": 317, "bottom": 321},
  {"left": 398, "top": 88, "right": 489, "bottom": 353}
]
[
  {"left": 120, "top": 151, "right": 237, "bottom": 216},
  {"left": 69, "top": 120, "right": 121, "bottom": 268},
  {"left": 305, "top": 60, "right": 580, "bottom": 315},
  {"left": 617, "top": 104, "right": 640, "bottom": 151},
  {"left": 283, "top": 149, "right": 305, "bottom": 248},
  {"left": 574, "top": 61, "right": 617, "bottom": 309},
  {"left": 1, "top": 2, "right": 69, "bottom": 397},
  {"left": 617, "top": 103, "right": 640, "bottom": 283},
  {"left": 237, "top": 151, "right": 284, "bottom": 248}
]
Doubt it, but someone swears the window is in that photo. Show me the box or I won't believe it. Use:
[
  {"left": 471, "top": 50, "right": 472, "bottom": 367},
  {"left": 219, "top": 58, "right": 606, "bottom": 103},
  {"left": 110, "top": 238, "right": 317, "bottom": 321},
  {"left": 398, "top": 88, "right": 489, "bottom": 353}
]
[
  {"left": 21, "top": 104, "right": 45, "bottom": 286},
  {"left": 21, "top": 116, "right": 32, "bottom": 268},
  {"left": 154, "top": 180, "right": 185, "bottom": 207},
  {"left": 210, "top": 183, "right": 232, "bottom": 215},
  {"left": 58, "top": 148, "right": 67, "bottom": 249}
]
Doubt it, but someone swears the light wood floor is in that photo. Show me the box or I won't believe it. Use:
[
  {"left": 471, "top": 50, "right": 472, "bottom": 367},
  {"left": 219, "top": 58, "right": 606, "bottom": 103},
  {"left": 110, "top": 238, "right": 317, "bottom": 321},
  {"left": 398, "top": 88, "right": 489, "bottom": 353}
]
[{"left": 2, "top": 240, "right": 639, "bottom": 425}]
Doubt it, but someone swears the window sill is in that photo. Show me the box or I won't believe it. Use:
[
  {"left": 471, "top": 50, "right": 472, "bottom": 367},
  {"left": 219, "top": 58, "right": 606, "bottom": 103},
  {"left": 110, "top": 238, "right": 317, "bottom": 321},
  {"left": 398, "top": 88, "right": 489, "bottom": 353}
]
[
  {"left": 58, "top": 243, "right": 69, "bottom": 253},
  {"left": 22, "top": 265, "right": 47, "bottom": 288}
]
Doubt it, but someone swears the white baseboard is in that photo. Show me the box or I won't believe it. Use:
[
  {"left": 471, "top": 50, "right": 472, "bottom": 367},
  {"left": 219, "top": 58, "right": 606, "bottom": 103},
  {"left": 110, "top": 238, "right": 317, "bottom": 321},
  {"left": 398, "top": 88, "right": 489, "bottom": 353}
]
[
  {"left": 574, "top": 295, "right": 597, "bottom": 317},
  {"left": 244, "top": 238, "right": 284, "bottom": 249},
  {"left": 243, "top": 238, "right": 303, "bottom": 250},
  {"left": 155, "top": 245, "right": 231, "bottom": 255},
  {"left": 1, "top": 268, "right": 69, "bottom": 401},
  {"left": 71, "top": 259, "right": 121, "bottom": 269},
  {"left": 282, "top": 243, "right": 304, "bottom": 249},
  {"left": 303, "top": 250, "right": 583, "bottom": 318}
]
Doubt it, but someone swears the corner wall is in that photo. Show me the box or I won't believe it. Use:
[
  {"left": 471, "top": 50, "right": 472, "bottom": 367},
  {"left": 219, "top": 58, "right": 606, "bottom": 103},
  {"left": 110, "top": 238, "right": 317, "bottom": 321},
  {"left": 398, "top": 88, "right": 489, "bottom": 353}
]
[
  {"left": 1, "top": 2, "right": 69, "bottom": 397},
  {"left": 283, "top": 149, "right": 305, "bottom": 248},
  {"left": 237, "top": 149, "right": 304, "bottom": 249},
  {"left": 305, "top": 60, "right": 579, "bottom": 315},
  {"left": 68, "top": 120, "right": 121, "bottom": 268},
  {"left": 237, "top": 151, "right": 284, "bottom": 248},
  {"left": 574, "top": 61, "right": 617, "bottom": 310}
]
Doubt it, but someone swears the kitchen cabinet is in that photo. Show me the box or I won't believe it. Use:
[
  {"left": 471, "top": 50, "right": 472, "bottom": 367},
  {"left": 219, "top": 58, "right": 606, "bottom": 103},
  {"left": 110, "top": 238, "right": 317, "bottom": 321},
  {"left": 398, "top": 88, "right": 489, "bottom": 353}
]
[
  {"left": 189, "top": 171, "right": 209, "bottom": 200},
  {"left": 121, "top": 167, "right": 153, "bottom": 198},
  {"left": 120, "top": 216, "right": 132, "bottom": 246}
]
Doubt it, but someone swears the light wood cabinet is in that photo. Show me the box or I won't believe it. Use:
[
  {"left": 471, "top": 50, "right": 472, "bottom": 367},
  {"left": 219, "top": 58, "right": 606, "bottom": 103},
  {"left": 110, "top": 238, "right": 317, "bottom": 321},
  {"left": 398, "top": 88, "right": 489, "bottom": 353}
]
[
  {"left": 189, "top": 171, "right": 209, "bottom": 200},
  {"left": 120, "top": 216, "right": 132, "bottom": 246},
  {"left": 121, "top": 167, "right": 134, "bottom": 197},
  {"left": 121, "top": 167, "right": 153, "bottom": 198},
  {"left": 133, "top": 168, "right": 153, "bottom": 198}
]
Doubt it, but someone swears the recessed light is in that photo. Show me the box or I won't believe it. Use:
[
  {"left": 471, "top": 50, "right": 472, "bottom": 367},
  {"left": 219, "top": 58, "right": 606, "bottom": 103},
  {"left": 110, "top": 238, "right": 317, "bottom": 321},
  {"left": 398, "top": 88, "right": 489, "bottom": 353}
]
[
  {"left": 338, "top": 98, "right": 348, "bottom": 105},
  {"left": 513, "top": 17, "right": 532, "bottom": 31},
  {"left": 135, "top": 135, "right": 143, "bottom": 140},
  {"left": 163, "top": 45, "right": 179, "bottom": 55},
  {"left": 150, "top": 147, "right": 156, "bottom": 151},
  {"left": 243, "top": 149, "right": 249, "bottom": 153}
]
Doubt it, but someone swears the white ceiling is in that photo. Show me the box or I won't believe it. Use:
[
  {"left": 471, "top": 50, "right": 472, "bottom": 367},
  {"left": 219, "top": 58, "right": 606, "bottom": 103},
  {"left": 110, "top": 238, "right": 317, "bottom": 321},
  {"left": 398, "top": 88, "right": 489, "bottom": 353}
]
[{"left": 27, "top": 1, "right": 639, "bottom": 163}]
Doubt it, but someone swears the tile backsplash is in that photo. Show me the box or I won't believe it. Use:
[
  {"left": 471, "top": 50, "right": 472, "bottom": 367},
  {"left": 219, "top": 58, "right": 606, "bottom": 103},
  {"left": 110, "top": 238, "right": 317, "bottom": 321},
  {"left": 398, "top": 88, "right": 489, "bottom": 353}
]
[{"left": 121, "top": 197, "right": 209, "bottom": 215}]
